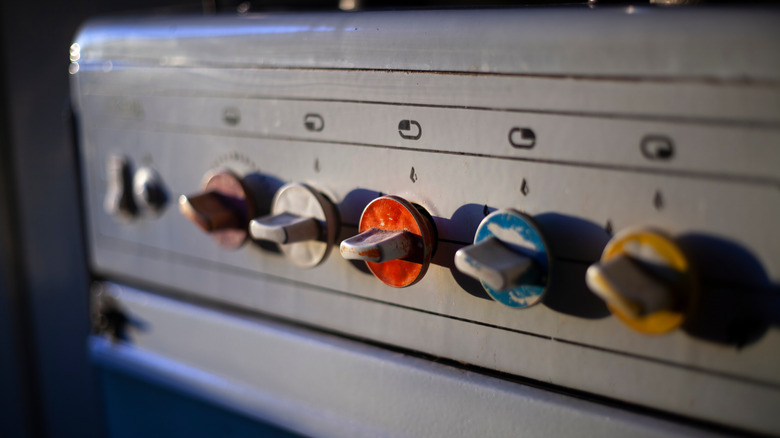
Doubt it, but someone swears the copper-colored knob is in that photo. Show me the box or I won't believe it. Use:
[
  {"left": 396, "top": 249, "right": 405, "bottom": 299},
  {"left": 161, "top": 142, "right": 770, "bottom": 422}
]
[
  {"left": 179, "top": 169, "right": 256, "bottom": 249},
  {"left": 340, "top": 195, "right": 436, "bottom": 288}
]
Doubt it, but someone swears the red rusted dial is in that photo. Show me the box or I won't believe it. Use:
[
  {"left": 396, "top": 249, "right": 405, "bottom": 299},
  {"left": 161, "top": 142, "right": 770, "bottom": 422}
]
[{"left": 356, "top": 195, "right": 436, "bottom": 288}]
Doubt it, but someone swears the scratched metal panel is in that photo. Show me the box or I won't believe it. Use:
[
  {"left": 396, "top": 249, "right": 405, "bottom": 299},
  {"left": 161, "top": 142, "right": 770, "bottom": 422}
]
[{"left": 72, "top": 10, "right": 780, "bottom": 436}]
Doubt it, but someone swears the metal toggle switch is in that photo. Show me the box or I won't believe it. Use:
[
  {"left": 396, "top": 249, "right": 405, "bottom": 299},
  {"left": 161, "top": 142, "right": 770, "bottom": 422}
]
[
  {"left": 133, "top": 167, "right": 167, "bottom": 215},
  {"left": 179, "top": 169, "right": 257, "bottom": 249},
  {"left": 340, "top": 195, "right": 436, "bottom": 288},
  {"left": 585, "top": 228, "right": 696, "bottom": 334},
  {"left": 454, "top": 209, "right": 550, "bottom": 308},
  {"left": 249, "top": 183, "right": 338, "bottom": 268},
  {"left": 104, "top": 155, "right": 137, "bottom": 220}
]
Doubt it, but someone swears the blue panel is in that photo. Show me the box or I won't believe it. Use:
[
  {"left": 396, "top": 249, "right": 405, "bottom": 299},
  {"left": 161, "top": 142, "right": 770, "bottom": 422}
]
[{"left": 100, "top": 369, "right": 302, "bottom": 438}]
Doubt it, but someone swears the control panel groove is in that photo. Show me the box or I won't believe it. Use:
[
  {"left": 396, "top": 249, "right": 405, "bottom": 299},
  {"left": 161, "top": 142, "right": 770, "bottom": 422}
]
[
  {"left": 96, "top": 233, "right": 780, "bottom": 391},
  {"left": 77, "top": 62, "right": 780, "bottom": 88},
  {"left": 89, "top": 124, "right": 780, "bottom": 188},
  {"left": 83, "top": 89, "right": 780, "bottom": 129}
]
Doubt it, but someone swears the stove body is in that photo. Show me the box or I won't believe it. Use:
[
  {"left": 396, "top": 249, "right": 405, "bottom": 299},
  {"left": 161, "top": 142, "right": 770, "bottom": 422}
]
[{"left": 71, "top": 8, "right": 780, "bottom": 437}]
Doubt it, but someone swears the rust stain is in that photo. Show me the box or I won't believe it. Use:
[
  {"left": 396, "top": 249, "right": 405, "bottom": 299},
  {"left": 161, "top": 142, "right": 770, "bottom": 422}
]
[
  {"left": 358, "top": 248, "right": 381, "bottom": 259},
  {"left": 367, "top": 259, "right": 421, "bottom": 288},
  {"left": 360, "top": 198, "right": 421, "bottom": 236}
]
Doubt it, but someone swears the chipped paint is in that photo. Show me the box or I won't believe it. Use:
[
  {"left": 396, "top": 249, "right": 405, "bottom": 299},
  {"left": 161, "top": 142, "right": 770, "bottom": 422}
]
[{"left": 474, "top": 210, "right": 550, "bottom": 308}]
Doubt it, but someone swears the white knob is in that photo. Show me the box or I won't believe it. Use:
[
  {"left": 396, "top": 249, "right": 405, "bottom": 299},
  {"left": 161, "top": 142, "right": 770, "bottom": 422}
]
[{"left": 249, "top": 183, "right": 338, "bottom": 268}]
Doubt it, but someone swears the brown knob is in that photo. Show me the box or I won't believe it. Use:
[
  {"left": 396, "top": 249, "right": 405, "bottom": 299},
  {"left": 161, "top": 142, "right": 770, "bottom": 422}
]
[{"left": 179, "top": 169, "right": 256, "bottom": 249}]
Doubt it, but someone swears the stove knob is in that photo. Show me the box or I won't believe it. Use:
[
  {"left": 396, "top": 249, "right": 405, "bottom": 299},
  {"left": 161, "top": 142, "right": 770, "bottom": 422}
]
[
  {"left": 133, "top": 167, "right": 167, "bottom": 215},
  {"left": 340, "top": 195, "right": 436, "bottom": 288},
  {"left": 585, "top": 228, "right": 696, "bottom": 334},
  {"left": 104, "top": 155, "right": 136, "bottom": 220},
  {"left": 249, "top": 183, "right": 339, "bottom": 268},
  {"left": 179, "top": 169, "right": 257, "bottom": 249},
  {"left": 454, "top": 209, "right": 550, "bottom": 308}
]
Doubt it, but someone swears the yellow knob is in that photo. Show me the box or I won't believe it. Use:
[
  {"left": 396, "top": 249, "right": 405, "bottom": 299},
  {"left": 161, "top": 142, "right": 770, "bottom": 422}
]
[{"left": 586, "top": 228, "right": 696, "bottom": 335}]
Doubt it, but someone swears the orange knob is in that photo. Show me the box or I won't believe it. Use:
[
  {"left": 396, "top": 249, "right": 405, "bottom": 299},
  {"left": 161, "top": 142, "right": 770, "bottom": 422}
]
[{"left": 341, "top": 196, "right": 436, "bottom": 288}]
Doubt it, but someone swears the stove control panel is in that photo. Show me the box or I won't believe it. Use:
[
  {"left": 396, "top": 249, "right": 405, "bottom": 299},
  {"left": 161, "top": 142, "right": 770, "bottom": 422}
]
[{"left": 72, "top": 9, "right": 780, "bottom": 435}]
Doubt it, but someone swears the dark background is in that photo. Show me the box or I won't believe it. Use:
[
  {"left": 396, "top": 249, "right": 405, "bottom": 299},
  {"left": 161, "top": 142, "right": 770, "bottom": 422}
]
[{"left": 0, "top": 1, "right": 199, "bottom": 437}]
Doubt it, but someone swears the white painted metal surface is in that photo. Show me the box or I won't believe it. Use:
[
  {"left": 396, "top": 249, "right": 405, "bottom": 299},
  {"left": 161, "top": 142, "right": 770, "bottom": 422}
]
[
  {"left": 72, "top": 8, "right": 780, "bottom": 435},
  {"left": 93, "top": 284, "right": 729, "bottom": 438}
]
